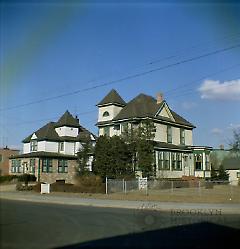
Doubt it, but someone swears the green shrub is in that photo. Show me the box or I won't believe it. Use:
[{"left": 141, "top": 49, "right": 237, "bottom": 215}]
[{"left": 0, "top": 175, "right": 18, "bottom": 183}]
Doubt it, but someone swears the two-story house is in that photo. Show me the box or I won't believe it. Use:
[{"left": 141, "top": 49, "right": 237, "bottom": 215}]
[
  {"left": 9, "top": 111, "right": 96, "bottom": 184},
  {"left": 96, "top": 89, "right": 212, "bottom": 179}
]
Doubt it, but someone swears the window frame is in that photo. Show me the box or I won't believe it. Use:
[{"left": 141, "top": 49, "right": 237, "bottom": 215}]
[
  {"left": 167, "top": 126, "right": 172, "bottom": 144},
  {"left": 103, "top": 126, "right": 110, "bottom": 136},
  {"left": 195, "top": 154, "right": 203, "bottom": 171},
  {"left": 30, "top": 159, "right": 36, "bottom": 174},
  {"left": 180, "top": 128, "right": 185, "bottom": 145},
  {"left": 103, "top": 111, "right": 110, "bottom": 117},
  {"left": 58, "top": 159, "right": 68, "bottom": 173},
  {"left": 11, "top": 159, "right": 21, "bottom": 173},
  {"left": 59, "top": 142, "right": 64, "bottom": 152},
  {"left": 30, "top": 140, "right": 38, "bottom": 152},
  {"left": 42, "top": 159, "right": 53, "bottom": 173}
]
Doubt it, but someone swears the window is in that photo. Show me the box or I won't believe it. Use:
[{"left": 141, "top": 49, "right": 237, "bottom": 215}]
[
  {"left": 237, "top": 172, "right": 240, "bottom": 178},
  {"left": 30, "top": 159, "right": 35, "bottom": 173},
  {"left": 114, "top": 124, "right": 120, "bottom": 131},
  {"left": 103, "top": 126, "right": 110, "bottom": 136},
  {"left": 176, "top": 153, "right": 182, "bottom": 170},
  {"left": 42, "top": 159, "right": 53, "bottom": 173},
  {"left": 195, "top": 154, "right": 202, "bottom": 170},
  {"left": 205, "top": 154, "right": 210, "bottom": 170},
  {"left": 159, "top": 151, "right": 170, "bottom": 170},
  {"left": 163, "top": 152, "right": 170, "bottom": 170},
  {"left": 180, "top": 128, "right": 185, "bottom": 145},
  {"left": 11, "top": 159, "right": 21, "bottom": 173},
  {"left": 0, "top": 154, "right": 2, "bottom": 162},
  {"left": 171, "top": 153, "right": 177, "bottom": 170},
  {"left": 103, "top": 111, "right": 110, "bottom": 117},
  {"left": 30, "top": 140, "right": 37, "bottom": 152},
  {"left": 172, "top": 153, "right": 182, "bottom": 170},
  {"left": 59, "top": 142, "right": 64, "bottom": 151},
  {"left": 167, "top": 126, "right": 172, "bottom": 143},
  {"left": 121, "top": 123, "right": 128, "bottom": 133},
  {"left": 58, "top": 160, "right": 68, "bottom": 173}
]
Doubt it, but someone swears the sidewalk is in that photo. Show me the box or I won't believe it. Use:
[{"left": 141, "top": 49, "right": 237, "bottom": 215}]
[{"left": 1, "top": 191, "right": 240, "bottom": 214}]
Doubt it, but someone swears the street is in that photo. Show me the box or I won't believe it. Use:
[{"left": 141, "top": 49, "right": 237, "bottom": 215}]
[{"left": 0, "top": 199, "right": 240, "bottom": 249}]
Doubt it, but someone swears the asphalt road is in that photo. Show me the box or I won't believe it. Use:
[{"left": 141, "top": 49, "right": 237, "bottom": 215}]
[{"left": 0, "top": 199, "right": 240, "bottom": 249}]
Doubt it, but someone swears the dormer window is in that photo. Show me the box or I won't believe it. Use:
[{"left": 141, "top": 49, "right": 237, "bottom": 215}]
[
  {"left": 103, "top": 111, "right": 110, "bottom": 117},
  {"left": 30, "top": 140, "right": 37, "bottom": 152}
]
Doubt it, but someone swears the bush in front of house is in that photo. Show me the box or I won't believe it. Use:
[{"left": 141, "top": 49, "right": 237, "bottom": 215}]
[
  {"left": 0, "top": 175, "right": 18, "bottom": 183},
  {"left": 74, "top": 174, "right": 105, "bottom": 193},
  {"left": 16, "top": 182, "right": 33, "bottom": 191},
  {"left": 18, "top": 174, "right": 36, "bottom": 186},
  {"left": 49, "top": 175, "right": 105, "bottom": 193}
]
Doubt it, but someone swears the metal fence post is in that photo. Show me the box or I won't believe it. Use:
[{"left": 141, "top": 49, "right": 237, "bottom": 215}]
[
  {"left": 122, "top": 179, "right": 125, "bottom": 193},
  {"left": 105, "top": 177, "right": 108, "bottom": 195},
  {"left": 124, "top": 180, "right": 127, "bottom": 194}
]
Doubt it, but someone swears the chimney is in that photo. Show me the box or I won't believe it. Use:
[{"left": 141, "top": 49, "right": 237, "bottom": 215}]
[
  {"left": 156, "top": 92, "right": 164, "bottom": 104},
  {"left": 75, "top": 115, "right": 80, "bottom": 124},
  {"left": 219, "top": 144, "right": 224, "bottom": 150}
]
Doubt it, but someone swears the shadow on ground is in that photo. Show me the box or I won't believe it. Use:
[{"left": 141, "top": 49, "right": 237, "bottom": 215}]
[{"left": 56, "top": 222, "right": 239, "bottom": 249}]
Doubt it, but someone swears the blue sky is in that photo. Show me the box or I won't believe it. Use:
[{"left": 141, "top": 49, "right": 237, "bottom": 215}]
[{"left": 0, "top": 0, "right": 240, "bottom": 150}]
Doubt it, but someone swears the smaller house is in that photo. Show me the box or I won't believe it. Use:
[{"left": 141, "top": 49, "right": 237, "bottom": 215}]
[
  {"left": 0, "top": 146, "right": 20, "bottom": 175},
  {"left": 9, "top": 111, "right": 96, "bottom": 184},
  {"left": 210, "top": 148, "right": 240, "bottom": 185},
  {"left": 222, "top": 157, "right": 240, "bottom": 186}
]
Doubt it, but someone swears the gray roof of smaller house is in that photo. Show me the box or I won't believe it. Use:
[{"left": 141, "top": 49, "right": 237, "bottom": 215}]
[
  {"left": 97, "top": 89, "right": 126, "bottom": 107},
  {"left": 222, "top": 157, "right": 240, "bottom": 170}
]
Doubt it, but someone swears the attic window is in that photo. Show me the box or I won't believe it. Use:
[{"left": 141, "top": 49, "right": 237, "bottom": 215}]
[{"left": 103, "top": 111, "right": 110, "bottom": 117}]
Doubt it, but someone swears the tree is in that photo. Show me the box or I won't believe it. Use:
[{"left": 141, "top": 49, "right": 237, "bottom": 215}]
[
  {"left": 121, "top": 119, "right": 156, "bottom": 178},
  {"left": 229, "top": 128, "right": 240, "bottom": 156},
  {"left": 218, "top": 164, "right": 229, "bottom": 181},
  {"left": 210, "top": 165, "right": 218, "bottom": 180},
  {"left": 77, "top": 134, "right": 93, "bottom": 176},
  {"left": 93, "top": 135, "right": 133, "bottom": 179}
]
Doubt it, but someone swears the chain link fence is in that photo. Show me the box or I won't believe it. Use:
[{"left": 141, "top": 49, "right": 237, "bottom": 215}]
[{"left": 105, "top": 178, "right": 240, "bottom": 202}]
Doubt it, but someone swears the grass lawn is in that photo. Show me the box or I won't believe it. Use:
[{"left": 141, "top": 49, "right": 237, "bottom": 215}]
[{"left": 49, "top": 185, "right": 240, "bottom": 204}]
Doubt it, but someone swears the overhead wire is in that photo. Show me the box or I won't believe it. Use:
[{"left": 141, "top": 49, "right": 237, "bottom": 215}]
[{"left": 1, "top": 42, "right": 239, "bottom": 112}]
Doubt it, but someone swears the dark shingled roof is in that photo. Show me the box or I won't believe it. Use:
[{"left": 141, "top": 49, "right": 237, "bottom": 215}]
[
  {"left": 22, "top": 122, "right": 59, "bottom": 143},
  {"left": 154, "top": 141, "right": 192, "bottom": 152},
  {"left": 111, "top": 94, "right": 195, "bottom": 128},
  {"left": 10, "top": 151, "right": 77, "bottom": 159},
  {"left": 97, "top": 89, "right": 126, "bottom": 107},
  {"left": 22, "top": 111, "right": 96, "bottom": 143},
  {"left": 55, "top": 110, "right": 80, "bottom": 128}
]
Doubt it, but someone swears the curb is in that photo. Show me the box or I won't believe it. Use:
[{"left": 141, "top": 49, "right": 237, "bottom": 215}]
[{"left": 1, "top": 192, "right": 240, "bottom": 214}]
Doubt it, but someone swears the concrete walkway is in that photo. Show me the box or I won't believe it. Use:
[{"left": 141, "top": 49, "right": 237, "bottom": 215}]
[{"left": 1, "top": 191, "right": 240, "bottom": 214}]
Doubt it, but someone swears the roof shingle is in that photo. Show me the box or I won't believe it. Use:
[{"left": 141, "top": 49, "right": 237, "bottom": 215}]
[{"left": 97, "top": 89, "right": 126, "bottom": 107}]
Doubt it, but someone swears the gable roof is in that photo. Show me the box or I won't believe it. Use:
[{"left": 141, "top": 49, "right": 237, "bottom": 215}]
[
  {"left": 110, "top": 93, "right": 195, "bottom": 128},
  {"left": 55, "top": 110, "right": 80, "bottom": 128},
  {"left": 113, "top": 94, "right": 162, "bottom": 120},
  {"left": 97, "top": 89, "right": 126, "bottom": 107}
]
